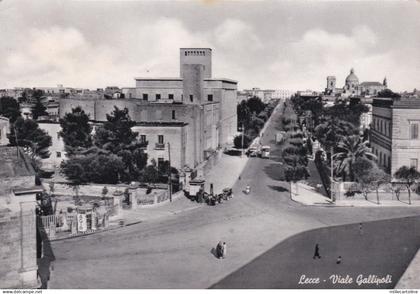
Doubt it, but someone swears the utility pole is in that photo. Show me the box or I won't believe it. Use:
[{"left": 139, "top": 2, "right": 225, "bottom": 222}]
[
  {"left": 167, "top": 142, "right": 172, "bottom": 202},
  {"left": 14, "top": 125, "right": 19, "bottom": 159},
  {"left": 330, "top": 146, "right": 334, "bottom": 202}
]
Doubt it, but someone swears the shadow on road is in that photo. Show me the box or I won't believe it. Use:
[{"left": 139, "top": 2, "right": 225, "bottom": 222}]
[
  {"left": 268, "top": 185, "right": 289, "bottom": 193},
  {"left": 37, "top": 218, "right": 56, "bottom": 289},
  {"left": 264, "top": 163, "right": 285, "bottom": 182},
  {"left": 211, "top": 215, "right": 420, "bottom": 289}
]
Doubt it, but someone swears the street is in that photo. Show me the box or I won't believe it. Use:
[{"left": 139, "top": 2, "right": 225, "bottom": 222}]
[{"left": 48, "top": 105, "right": 420, "bottom": 289}]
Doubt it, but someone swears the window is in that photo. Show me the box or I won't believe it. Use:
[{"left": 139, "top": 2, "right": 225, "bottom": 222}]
[
  {"left": 156, "top": 94, "right": 161, "bottom": 100},
  {"left": 158, "top": 135, "right": 164, "bottom": 144},
  {"left": 143, "top": 93, "right": 148, "bottom": 101},
  {"left": 56, "top": 152, "right": 61, "bottom": 158},
  {"left": 168, "top": 94, "right": 174, "bottom": 100},
  {"left": 158, "top": 157, "right": 165, "bottom": 169},
  {"left": 410, "top": 158, "right": 418, "bottom": 169},
  {"left": 410, "top": 123, "right": 419, "bottom": 139},
  {"left": 207, "top": 94, "right": 213, "bottom": 102},
  {"left": 140, "top": 135, "right": 146, "bottom": 143},
  {"left": 172, "top": 110, "right": 176, "bottom": 120},
  {"left": 190, "top": 94, "right": 193, "bottom": 102}
]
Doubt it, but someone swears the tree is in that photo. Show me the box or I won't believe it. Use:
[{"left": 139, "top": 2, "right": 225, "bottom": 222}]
[
  {"left": 324, "top": 99, "right": 369, "bottom": 127},
  {"left": 0, "top": 96, "right": 21, "bottom": 123},
  {"left": 334, "top": 135, "right": 376, "bottom": 181},
  {"left": 94, "top": 107, "right": 138, "bottom": 152},
  {"left": 248, "top": 113, "right": 265, "bottom": 135},
  {"left": 93, "top": 107, "right": 147, "bottom": 182},
  {"left": 356, "top": 163, "right": 390, "bottom": 204},
  {"left": 8, "top": 117, "right": 52, "bottom": 162},
  {"left": 237, "top": 100, "right": 251, "bottom": 129},
  {"left": 377, "top": 89, "right": 401, "bottom": 98},
  {"left": 142, "top": 160, "right": 160, "bottom": 184},
  {"left": 59, "top": 106, "right": 93, "bottom": 154},
  {"left": 369, "top": 168, "right": 390, "bottom": 205},
  {"left": 314, "top": 118, "right": 357, "bottom": 154},
  {"left": 353, "top": 157, "right": 375, "bottom": 200},
  {"left": 394, "top": 166, "right": 420, "bottom": 205},
  {"left": 61, "top": 151, "right": 124, "bottom": 184}
]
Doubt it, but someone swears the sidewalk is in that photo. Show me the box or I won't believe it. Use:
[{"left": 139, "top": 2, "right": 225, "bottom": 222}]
[
  {"left": 396, "top": 248, "right": 420, "bottom": 288},
  {"left": 291, "top": 182, "right": 420, "bottom": 207},
  {"left": 109, "top": 191, "right": 201, "bottom": 226}
]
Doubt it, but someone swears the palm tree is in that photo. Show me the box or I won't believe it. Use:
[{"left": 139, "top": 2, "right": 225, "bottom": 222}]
[
  {"left": 394, "top": 166, "right": 420, "bottom": 205},
  {"left": 334, "top": 135, "right": 376, "bottom": 181}
]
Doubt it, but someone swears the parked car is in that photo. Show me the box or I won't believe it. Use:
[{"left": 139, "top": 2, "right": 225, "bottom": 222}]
[
  {"left": 261, "top": 145, "right": 271, "bottom": 159},
  {"left": 246, "top": 146, "right": 259, "bottom": 157}
]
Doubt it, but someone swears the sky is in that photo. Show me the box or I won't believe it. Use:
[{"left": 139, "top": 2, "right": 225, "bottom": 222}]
[{"left": 0, "top": 0, "right": 419, "bottom": 91}]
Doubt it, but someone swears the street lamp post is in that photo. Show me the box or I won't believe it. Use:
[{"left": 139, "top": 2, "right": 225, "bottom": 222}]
[
  {"left": 330, "top": 146, "right": 337, "bottom": 202},
  {"left": 167, "top": 142, "right": 172, "bottom": 202},
  {"left": 241, "top": 123, "right": 245, "bottom": 157}
]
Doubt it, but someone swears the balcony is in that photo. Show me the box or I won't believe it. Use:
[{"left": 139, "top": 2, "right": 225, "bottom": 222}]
[{"left": 155, "top": 143, "right": 165, "bottom": 150}]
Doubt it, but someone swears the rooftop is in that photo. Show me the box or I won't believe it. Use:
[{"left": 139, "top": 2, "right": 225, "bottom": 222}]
[
  {"left": 372, "top": 97, "right": 420, "bottom": 109},
  {"left": 360, "top": 81, "right": 383, "bottom": 87},
  {"left": 0, "top": 147, "right": 36, "bottom": 178}
]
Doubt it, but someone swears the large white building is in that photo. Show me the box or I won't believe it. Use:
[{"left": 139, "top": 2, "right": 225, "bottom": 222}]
[{"left": 54, "top": 48, "right": 238, "bottom": 172}]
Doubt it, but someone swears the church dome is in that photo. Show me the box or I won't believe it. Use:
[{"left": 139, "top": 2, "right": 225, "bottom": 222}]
[{"left": 345, "top": 68, "right": 359, "bottom": 83}]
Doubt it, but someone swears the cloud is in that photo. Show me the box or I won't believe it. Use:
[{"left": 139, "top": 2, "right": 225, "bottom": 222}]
[
  {"left": 1, "top": 27, "right": 119, "bottom": 88},
  {"left": 268, "top": 26, "right": 420, "bottom": 91},
  {"left": 214, "top": 19, "right": 262, "bottom": 52},
  {"left": 0, "top": 0, "right": 419, "bottom": 92}
]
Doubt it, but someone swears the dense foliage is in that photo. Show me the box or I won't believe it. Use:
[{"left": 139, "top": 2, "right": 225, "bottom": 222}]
[
  {"left": 59, "top": 107, "right": 93, "bottom": 154},
  {"left": 0, "top": 96, "right": 21, "bottom": 123},
  {"left": 8, "top": 117, "right": 52, "bottom": 161},
  {"left": 61, "top": 107, "right": 149, "bottom": 184}
]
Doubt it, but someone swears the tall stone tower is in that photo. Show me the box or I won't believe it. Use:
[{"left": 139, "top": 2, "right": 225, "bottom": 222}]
[
  {"left": 180, "top": 48, "right": 212, "bottom": 79},
  {"left": 326, "top": 76, "right": 336, "bottom": 94}
]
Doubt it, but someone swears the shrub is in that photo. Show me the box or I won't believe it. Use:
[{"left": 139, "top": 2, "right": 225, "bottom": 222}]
[{"left": 233, "top": 134, "right": 252, "bottom": 149}]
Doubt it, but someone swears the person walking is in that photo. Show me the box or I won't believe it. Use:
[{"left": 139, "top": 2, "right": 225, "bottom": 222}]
[
  {"left": 336, "top": 256, "right": 342, "bottom": 264},
  {"left": 359, "top": 223, "right": 363, "bottom": 235},
  {"left": 313, "top": 243, "right": 321, "bottom": 259},
  {"left": 222, "top": 242, "right": 227, "bottom": 259}
]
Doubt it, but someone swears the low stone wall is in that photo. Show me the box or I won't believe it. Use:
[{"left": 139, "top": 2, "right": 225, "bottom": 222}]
[
  {"left": 332, "top": 181, "right": 418, "bottom": 202},
  {"left": 132, "top": 188, "right": 170, "bottom": 206},
  {"left": 0, "top": 207, "right": 37, "bottom": 288},
  {"left": 48, "top": 182, "right": 170, "bottom": 208},
  {"left": 396, "top": 249, "right": 420, "bottom": 289},
  {"left": 201, "top": 149, "right": 223, "bottom": 177}
]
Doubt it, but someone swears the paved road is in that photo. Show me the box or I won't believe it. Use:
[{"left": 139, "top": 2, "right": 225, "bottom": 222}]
[{"left": 49, "top": 104, "right": 420, "bottom": 289}]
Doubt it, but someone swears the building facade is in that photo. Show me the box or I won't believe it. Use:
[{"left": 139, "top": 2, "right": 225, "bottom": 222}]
[
  {"left": 0, "top": 147, "right": 42, "bottom": 288},
  {"left": 0, "top": 116, "right": 10, "bottom": 146},
  {"left": 370, "top": 97, "right": 420, "bottom": 175},
  {"left": 324, "top": 69, "right": 387, "bottom": 98}
]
